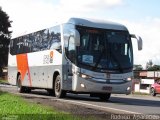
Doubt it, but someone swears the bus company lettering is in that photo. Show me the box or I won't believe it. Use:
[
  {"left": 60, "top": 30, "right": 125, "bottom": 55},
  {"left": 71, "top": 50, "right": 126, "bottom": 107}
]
[
  {"left": 43, "top": 51, "right": 54, "bottom": 64},
  {"left": 43, "top": 55, "right": 50, "bottom": 64}
]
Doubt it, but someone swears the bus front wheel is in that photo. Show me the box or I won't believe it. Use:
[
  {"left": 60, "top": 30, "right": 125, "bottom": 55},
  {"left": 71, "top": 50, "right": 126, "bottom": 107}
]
[
  {"left": 54, "top": 75, "right": 66, "bottom": 98},
  {"left": 99, "top": 93, "right": 111, "bottom": 101}
]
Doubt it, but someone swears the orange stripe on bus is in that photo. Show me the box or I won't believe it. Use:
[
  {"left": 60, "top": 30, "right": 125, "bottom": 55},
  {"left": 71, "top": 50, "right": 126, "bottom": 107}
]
[{"left": 16, "top": 54, "right": 32, "bottom": 87}]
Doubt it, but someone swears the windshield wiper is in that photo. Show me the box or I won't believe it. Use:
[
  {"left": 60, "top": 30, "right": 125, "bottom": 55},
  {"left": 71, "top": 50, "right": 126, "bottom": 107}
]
[
  {"left": 92, "top": 48, "right": 105, "bottom": 71},
  {"left": 109, "top": 50, "right": 123, "bottom": 73}
]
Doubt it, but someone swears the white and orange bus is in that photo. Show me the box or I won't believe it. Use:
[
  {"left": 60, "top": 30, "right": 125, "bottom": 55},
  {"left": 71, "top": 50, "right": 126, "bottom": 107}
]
[{"left": 8, "top": 18, "right": 142, "bottom": 101}]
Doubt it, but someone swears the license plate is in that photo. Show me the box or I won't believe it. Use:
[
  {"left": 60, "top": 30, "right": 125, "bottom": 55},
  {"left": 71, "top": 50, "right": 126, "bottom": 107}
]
[{"left": 102, "top": 86, "right": 112, "bottom": 91}]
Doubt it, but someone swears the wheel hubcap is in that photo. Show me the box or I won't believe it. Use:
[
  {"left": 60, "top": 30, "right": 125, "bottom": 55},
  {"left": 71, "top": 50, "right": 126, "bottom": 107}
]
[{"left": 55, "top": 79, "right": 60, "bottom": 93}]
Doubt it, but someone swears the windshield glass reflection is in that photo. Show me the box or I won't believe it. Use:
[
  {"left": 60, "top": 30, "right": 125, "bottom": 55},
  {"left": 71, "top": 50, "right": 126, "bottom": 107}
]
[{"left": 77, "top": 26, "right": 133, "bottom": 73}]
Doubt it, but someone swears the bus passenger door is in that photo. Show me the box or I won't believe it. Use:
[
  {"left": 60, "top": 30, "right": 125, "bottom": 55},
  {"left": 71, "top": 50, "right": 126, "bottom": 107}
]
[
  {"left": 62, "top": 61, "right": 73, "bottom": 91},
  {"left": 68, "top": 63, "right": 73, "bottom": 89}
]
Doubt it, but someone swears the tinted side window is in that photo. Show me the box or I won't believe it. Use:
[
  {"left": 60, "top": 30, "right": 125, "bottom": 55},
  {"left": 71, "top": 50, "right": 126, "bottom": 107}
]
[
  {"left": 67, "top": 37, "right": 76, "bottom": 63},
  {"left": 63, "top": 23, "right": 75, "bottom": 48},
  {"left": 31, "top": 29, "right": 48, "bottom": 52},
  {"left": 49, "top": 26, "right": 61, "bottom": 50},
  {"left": 10, "top": 25, "right": 61, "bottom": 55},
  {"left": 10, "top": 37, "right": 26, "bottom": 55}
]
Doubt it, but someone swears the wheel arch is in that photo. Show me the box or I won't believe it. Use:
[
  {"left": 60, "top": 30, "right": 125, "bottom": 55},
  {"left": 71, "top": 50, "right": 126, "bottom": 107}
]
[
  {"left": 52, "top": 70, "right": 60, "bottom": 89},
  {"left": 16, "top": 72, "right": 21, "bottom": 84}
]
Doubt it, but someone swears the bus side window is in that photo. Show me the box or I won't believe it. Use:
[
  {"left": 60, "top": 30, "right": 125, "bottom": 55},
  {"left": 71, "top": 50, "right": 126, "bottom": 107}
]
[
  {"left": 50, "top": 42, "right": 61, "bottom": 53},
  {"left": 67, "top": 36, "right": 76, "bottom": 63},
  {"left": 16, "top": 37, "right": 23, "bottom": 54},
  {"left": 49, "top": 26, "right": 61, "bottom": 52}
]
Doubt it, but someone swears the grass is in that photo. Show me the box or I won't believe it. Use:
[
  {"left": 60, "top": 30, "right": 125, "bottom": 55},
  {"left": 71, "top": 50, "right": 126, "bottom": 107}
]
[
  {"left": 0, "top": 79, "right": 8, "bottom": 84},
  {"left": 0, "top": 79, "right": 95, "bottom": 120},
  {"left": 0, "top": 91, "right": 89, "bottom": 120},
  {"left": 132, "top": 92, "right": 150, "bottom": 95}
]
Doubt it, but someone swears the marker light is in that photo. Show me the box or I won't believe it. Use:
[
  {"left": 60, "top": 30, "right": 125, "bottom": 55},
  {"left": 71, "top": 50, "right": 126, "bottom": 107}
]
[{"left": 80, "top": 83, "right": 85, "bottom": 88}]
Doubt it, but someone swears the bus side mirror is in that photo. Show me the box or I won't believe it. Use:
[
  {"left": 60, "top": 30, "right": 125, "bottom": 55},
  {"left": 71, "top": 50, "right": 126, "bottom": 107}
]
[
  {"left": 130, "top": 34, "right": 143, "bottom": 50},
  {"left": 71, "top": 29, "right": 80, "bottom": 46}
]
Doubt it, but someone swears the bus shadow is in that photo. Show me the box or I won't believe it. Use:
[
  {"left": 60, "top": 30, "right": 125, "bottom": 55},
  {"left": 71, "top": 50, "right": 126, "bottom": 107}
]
[
  {"left": 29, "top": 90, "right": 102, "bottom": 102},
  {"left": 65, "top": 94, "right": 101, "bottom": 102},
  {"left": 29, "top": 90, "right": 160, "bottom": 108},
  {"left": 30, "top": 89, "right": 50, "bottom": 96}
]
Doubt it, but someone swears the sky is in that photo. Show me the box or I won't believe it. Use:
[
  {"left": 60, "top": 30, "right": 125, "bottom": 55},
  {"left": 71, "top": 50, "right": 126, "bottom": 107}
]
[{"left": 0, "top": 0, "right": 160, "bottom": 68}]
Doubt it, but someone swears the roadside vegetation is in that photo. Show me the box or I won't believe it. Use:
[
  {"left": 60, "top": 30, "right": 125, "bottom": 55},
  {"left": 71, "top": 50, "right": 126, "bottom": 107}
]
[
  {"left": 132, "top": 92, "right": 149, "bottom": 95},
  {"left": 0, "top": 79, "right": 95, "bottom": 120},
  {"left": 0, "top": 79, "right": 8, "bottom": 84},
  {"left": 0, "top": 90, "right": 91, "bottom": 120}
]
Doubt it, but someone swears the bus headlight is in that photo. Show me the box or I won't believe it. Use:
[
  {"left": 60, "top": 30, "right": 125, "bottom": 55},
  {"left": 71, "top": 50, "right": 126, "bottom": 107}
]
[
  {"left": 127, "top": 86, "right": 131, "bottom": 91},
  {"left": 80, "top": 74, "right": 92, "bottom": 79},
  {"left": 124, "top": 77, "right": 132, "bottom": 81},
  {"left": 127, "top": 77, "right": 132, "bottom": 81}
]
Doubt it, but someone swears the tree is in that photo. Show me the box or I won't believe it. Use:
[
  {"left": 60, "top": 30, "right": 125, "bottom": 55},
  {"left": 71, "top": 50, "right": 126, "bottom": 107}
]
[
  {"left": 146, "top": 59, "right": 153, "bottom": 70},
  {"left": 133, "top": 64, "right": 143, "bottom": 71},
  {"left": 147, "top": 65, "right": 160, "bottom": 71},
  {"left": 145, "top": 59, "right": 160, "bottom": 71},
  {"left": 0, "top": 7, "right": 12, "bottom": 77}
]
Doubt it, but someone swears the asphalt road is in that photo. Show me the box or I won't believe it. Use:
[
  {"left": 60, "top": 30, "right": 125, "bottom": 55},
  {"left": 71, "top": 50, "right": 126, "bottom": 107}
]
[
  {"left": 66, "top": 93, "right": 160, "bottom": 114},
  {"left": 1, "top": 84, "right": 160, "bottom": 115}
]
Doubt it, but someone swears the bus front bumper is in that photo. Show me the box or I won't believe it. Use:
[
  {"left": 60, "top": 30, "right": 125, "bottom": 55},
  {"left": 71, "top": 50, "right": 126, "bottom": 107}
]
[{"left": 72, "top": 76, "right": 132, "bottom": 94}]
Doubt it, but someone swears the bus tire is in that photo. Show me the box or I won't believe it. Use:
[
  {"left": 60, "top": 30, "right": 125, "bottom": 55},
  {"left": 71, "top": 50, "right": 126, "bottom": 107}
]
[
  {"left": 17, "top": 75, "right": 25, "bottom": 93},
  {"left": 54, "top": 75, "right": 66, "bottom": 98},
  {"left": 99, "top": 93, "right": 111, "bottom": 101}
]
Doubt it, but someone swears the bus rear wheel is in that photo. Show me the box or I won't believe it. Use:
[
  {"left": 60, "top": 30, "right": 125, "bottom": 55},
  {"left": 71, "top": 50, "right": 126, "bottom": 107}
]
[
  {"left": 17, "top": 75, "right": 25, "bottom": 93},
  {"left": 54, "top": 75, "right": 66, "bottom": 98},
  {"left": 17, "top": 75, "right": 31, "bottom": 93}
]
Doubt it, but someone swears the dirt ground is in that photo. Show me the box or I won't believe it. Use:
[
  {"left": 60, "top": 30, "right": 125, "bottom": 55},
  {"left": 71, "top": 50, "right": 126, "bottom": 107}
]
[
  {"left": 22, "top": 95, "right": 111, "bottom": 120},
  {"left": 0, "top": 85, "right": 112, "bottom": 120},
  {"left": 1, "top": 85, "right": 147, "bottom": 120}
]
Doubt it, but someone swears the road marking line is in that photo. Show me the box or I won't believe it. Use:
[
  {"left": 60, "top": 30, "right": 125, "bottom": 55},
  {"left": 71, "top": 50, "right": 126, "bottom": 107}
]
[{"left": 56, "top": 99, "right": 141, "bottom": 114}]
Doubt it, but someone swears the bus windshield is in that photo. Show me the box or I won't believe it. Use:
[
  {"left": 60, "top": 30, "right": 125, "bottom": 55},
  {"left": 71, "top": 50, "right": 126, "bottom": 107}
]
[{"left": 77, "top": 26, "right": 133, "bottom": 73}]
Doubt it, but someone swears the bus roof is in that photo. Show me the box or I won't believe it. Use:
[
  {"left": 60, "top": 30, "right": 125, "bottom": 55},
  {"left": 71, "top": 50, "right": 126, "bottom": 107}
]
[
  {"left": 12, "top": 17, "right": 129, "bottom": 39},
  {"left": 67, "top": 18, "right": 128, "bottom": 31}
]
